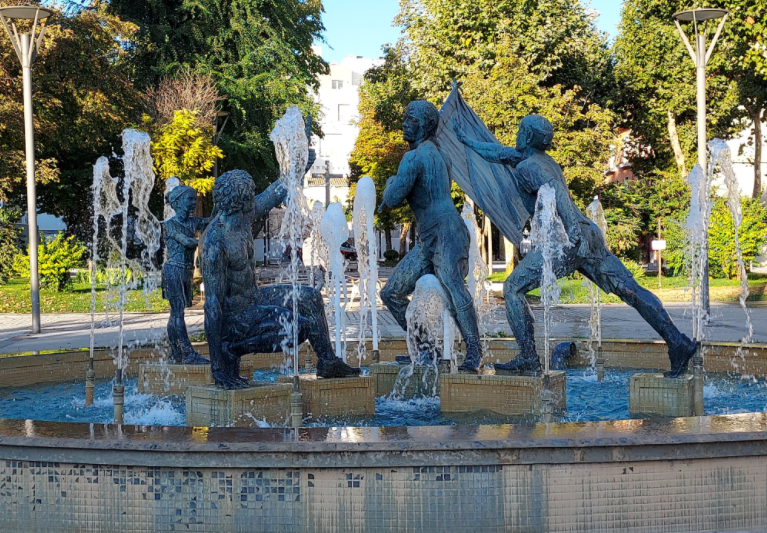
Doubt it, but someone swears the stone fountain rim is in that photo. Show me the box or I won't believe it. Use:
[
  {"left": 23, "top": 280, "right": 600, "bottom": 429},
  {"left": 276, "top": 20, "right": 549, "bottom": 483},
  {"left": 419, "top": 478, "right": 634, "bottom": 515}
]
[{"left": 2, "top": 413, "right": 767, "bottom": 468}]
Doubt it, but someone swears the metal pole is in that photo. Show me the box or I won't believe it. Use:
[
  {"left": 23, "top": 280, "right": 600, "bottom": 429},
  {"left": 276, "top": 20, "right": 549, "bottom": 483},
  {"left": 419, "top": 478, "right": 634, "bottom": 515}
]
[
  {"left": 696, "top": 32, "right": 710, "bottom": 318},
  {"left": 324, "top": 160, "right": 330, "bottom": 207},
  {"left": 658, "top": 218, "right": 662, "bottom": 289},
  {"left": 20, "top": 33, "right": 41, "bottom": 333}
]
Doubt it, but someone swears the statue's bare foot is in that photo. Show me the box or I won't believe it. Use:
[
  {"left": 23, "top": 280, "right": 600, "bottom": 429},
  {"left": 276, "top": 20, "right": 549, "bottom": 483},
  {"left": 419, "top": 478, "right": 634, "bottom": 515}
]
[
  {"left": 494, "top": 354, "right": 541, "bottom": 376},
  {"left": 182, "top": 351, "right": 210, "bottom": 365},
  {"left": 316, "top": 358, "right": 361, "bottom": 378},
  {"left": 664, "top": 339, "right": 697, "bottom": 378},
  {"left": 213, "top": 371, "right": 250, "bottom": 390}
]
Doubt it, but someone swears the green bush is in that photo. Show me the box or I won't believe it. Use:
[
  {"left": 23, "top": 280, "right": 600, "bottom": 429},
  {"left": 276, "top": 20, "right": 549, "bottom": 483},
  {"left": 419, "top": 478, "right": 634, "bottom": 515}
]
[
  {"left": 0, "top": 208, "right": 20, "bottom": 284},
  {"left": 660, "top": 197, "right": 767, "bottom": 279},
  {"left": 709, "top": 197, "right": 767, "bottom": 279},
  {"left": 14, "top": 233, "right": 87, "bottom": 291},
  {"left": 76, "top": 266, "right": 140, "bottom": 287},
  {"left": 621, "top": 258, "right": 646, "bottom": 279},
  {"left": 383, "top": 249, "right": 400, "bottom": 261}
]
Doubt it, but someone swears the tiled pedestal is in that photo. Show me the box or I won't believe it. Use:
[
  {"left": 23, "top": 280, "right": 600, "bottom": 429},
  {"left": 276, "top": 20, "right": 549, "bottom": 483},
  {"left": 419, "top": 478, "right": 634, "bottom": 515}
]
[
  {"left": 440, "top": 371, "right": 566, "bottom": 416},
  {"left": 139, "top": 363, "right": 212, "bottom": 395},
  {"left": 185, "top": 382, "right": 292, "bottom": 427},
  {"left": 277, "top": 374, "right": 375, "bottom": 419},
  {"left": 369, "top": 362, "right": 446, "bottom": 398},
  {"left": 629, "top": 373, "right": 695, "bottom": 418}
]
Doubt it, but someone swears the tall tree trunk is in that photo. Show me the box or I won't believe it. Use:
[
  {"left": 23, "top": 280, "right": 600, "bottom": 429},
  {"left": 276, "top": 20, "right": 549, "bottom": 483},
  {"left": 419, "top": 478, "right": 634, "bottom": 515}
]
[
  {"left": 385, "top": 227, "right": 393, "bottom": 251},
  {"left": 753, "top": 108, "right": 763, "bottom": 200},
  {"left": 399, "top": 223, "right": 409, "bottom": 258},
  {"left": 667, "top": 111, "right": 687, "bottom": 177}
]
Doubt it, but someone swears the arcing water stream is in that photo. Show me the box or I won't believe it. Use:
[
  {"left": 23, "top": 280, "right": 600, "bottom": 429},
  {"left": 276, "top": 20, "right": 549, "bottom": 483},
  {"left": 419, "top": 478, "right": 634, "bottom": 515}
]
[
  {"left": 585, "top": 196, "right": 608, "bottom": 371},
  {"left": 321, "top": 203, "right": 349, "bottom": 361},
  {"left": 353, "top": 176, "right": 379, "bottom": 362},
  {"left": 531, "top": 184, "right": 570, "bottom": 376},
  {"left": 271, "top": 107, "right": 310, "bottom": 379}
]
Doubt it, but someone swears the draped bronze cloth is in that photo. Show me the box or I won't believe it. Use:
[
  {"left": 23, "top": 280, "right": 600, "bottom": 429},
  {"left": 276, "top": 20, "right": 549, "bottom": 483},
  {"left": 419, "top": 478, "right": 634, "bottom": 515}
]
[{"left": 436, "top": 86, "right": 530, "bottom": 247}]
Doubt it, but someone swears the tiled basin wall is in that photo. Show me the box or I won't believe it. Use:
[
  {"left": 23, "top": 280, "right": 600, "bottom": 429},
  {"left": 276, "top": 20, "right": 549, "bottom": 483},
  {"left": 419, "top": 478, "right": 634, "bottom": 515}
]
[{"left": 2, "top": 416, "right": 767, "bottom": 532}]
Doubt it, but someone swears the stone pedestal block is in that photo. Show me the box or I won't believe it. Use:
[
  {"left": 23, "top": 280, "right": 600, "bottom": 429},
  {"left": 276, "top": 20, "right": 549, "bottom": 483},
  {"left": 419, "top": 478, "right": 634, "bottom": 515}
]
[
  {"left": 440, "top": 371, "right": 566, "bottom": 417},
  {"left": 139, "top": 363, "right": 212, "bottom": 395},
  {"left": 185, "top": 383, "right": 292, "bottom": 427},
  {"left": 369, "top": 362, "right": 446, "bottom": 399},
  {"left": 629, "top": 373, "right": 695, "bottom": 418},
  {"left": 277, "top": 374, "right": 375, "bottom": 419}
]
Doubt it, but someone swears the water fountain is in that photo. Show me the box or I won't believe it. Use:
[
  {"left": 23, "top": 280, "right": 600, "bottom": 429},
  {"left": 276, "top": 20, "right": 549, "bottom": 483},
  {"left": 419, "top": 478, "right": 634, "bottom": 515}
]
[
  {"left": 86, "top": 130, "right": 162, "bottom": 422},
  {"left": 320, "top": 202, "right": 349, "bottom": 362},
  {"left": 352, "top": 176, "right": 379, "bottom": 363},
  {"left": 585, "top": 196, "right": 608, "bottom": 380},
  {"left": 271, "top": 106, "right": 310, "bottom": 426}
]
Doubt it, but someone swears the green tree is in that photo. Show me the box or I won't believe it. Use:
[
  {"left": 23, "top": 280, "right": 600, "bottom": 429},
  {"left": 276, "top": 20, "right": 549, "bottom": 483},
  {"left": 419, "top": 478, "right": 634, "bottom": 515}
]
[
  {"left": 613, "top": 0, "right": 740, "bottom": 178},
  {"left": 396, "top": 0, "right": 614, "bottom": 105},
  {"left": 107, "top": 0, "right": 328, "bottom": 191},
  {"left": 708, "top": 197, "right": 767, "bottom": 278},
  {"left": 0, "top": 1, "right": 143, "bottom": 239}
]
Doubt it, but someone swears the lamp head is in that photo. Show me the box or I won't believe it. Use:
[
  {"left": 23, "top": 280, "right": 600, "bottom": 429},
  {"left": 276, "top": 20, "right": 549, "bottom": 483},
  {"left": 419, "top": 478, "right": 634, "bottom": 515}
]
[{"left": 0, "top": 5, "right": 52, "bottom": 21}]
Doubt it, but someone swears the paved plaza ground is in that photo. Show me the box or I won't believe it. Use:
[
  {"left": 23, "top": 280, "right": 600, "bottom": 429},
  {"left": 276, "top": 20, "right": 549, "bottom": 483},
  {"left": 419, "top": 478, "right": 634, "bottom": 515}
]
[{"left": 0, "top": 300, "right": 764, "bottom": 354}]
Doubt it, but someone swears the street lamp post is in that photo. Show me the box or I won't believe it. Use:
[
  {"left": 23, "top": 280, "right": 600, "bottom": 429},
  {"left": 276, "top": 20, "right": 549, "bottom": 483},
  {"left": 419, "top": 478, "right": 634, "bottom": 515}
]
[
  {"left": 0, "top": 5, "right": 51, "bottom": 334},
  {"left": 672, "top": 8, "right": 728, "bottom": 318}
]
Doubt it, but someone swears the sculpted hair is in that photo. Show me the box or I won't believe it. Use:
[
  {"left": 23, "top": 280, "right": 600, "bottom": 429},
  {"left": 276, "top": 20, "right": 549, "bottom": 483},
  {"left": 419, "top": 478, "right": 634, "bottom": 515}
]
[
  {"left": 213, "top": 170, "right": 256, "bottom": 215},
  {"left": 520, "top": 115, "right": 554, "bottom": 150},
  {"left": 406, "top": 100, "right": 440, "bottom": 139},
  {"left": 165, "top": 184, "right": 196, "bottom": 207}
]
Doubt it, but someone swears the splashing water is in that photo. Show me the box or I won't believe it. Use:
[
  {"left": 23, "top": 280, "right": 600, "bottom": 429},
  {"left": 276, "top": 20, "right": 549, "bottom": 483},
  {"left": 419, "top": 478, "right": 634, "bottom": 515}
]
[
  {"left": 90, "top": 130, "right": 162, "bottom": 383},
  {"left": 584, "top": 196, "right": 608, "bottom": 369},
  {"left": 353, "top": 177, "right": 379, "bottom": 362},
  {"left": 709, "top": 140, "right": 753, "bottom": 344},
  {"left": 461, "top": 201, "right": 493, "bottom": 359},
  {"left": 163, "top": 177, "right": 181, "bottom": 222},
  {"left": 686, "top": 164, "right": 712, "bottom": 343},
  {"left": 396, "top": 274, "right": 455, "bottom": 396},
  {"left": 321, "top": 202, "right": 349, "bottom": 361},
  {"left": 531, "top": 184, "right": 570, "bottom": 375},
  {"left": 271, "top": 107, "right": 310, "bottom": 377}
]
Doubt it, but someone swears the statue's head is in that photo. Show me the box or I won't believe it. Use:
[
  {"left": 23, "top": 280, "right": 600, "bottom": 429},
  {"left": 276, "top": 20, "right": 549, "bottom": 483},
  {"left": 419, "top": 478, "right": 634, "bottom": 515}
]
[
  {"left": 517, "top": 115, "right": 554, "bottom": 152},
  {"left": 213, "top": 170, "right": 256, "bottom": 215},
  {"left": 403, "top": 101, "right": 439, "bottom": 145},
  {"left": 165, "top": 184, "right": 197, "bottom": 216}
]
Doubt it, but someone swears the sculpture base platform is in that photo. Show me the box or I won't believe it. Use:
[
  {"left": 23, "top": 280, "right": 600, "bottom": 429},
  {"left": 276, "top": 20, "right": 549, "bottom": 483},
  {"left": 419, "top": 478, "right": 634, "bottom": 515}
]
[
  {"left": 185, "top": 382, "right": 292, "bottom": 427},
  {"left": 276, "top": 374, "right": 375, "bottom": 420},
  {"left": 139, "top": 363, "right": 213, "bottom": 395},
  {"left": 440, "top": 371, "right": 566, "bottom": 417},
  {"left": 138, "top": 356, "right": 281, "bottom": 396},
  {"left": 629, "top": 373, "right": 695, "bottom": 418},
  {"left": 370, "top": 362, "right": 447, "bottom": 399}
]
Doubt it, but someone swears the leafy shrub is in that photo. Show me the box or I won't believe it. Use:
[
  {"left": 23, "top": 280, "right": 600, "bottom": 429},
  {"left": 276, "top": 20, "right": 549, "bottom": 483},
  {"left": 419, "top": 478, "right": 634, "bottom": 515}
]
[
  {"left": 709, "top": 197, "right": 767, "bottom": 279},
  {"left": 621, "top": 258, "right": 646, "bottom": 279},
  {"left": 0, "top": 208, "right": 20, "bottom": 284},
  {"left": 659, "top": 197, "right": 767, "bottom": 279},
  {"left": 76, "top": 266, "right": 140, "bottom": 287},
  {"left": 14, "top": 233, "right": 87, "bottom": 291},
  {"left": 383, "top": 249, "right": 399, "bottom": 261}
]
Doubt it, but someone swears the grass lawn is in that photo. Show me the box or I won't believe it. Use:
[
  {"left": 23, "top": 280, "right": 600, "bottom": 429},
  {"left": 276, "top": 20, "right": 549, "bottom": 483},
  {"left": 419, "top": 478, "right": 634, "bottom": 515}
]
[
  {"left": 0, "top": 278, "right": 167, "bottom": 313},
  {"left": 487, "top": 271, "right": 767, "bottom": 304}
]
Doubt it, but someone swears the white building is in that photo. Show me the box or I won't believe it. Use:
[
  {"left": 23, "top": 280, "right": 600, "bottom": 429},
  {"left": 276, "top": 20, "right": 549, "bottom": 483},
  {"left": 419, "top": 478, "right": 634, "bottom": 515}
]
[{"left": 304, "top": 49, "right": 384, "bottom": 209}]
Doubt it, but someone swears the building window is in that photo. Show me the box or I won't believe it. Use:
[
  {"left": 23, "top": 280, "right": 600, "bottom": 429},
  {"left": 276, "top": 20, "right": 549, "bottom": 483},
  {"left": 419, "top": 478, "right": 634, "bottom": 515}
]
[
  {"left": 332, "top": 80, "right": 343, "bottom": 89},
  {"left": 338, "top": 104, "right": 351, "bottom": 123}
]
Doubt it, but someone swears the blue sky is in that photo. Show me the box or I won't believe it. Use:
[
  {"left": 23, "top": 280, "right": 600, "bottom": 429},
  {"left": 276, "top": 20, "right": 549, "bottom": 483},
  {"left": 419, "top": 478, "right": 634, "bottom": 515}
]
[{"left": 318, "top": 0, "right": 624, "bottom": 64}]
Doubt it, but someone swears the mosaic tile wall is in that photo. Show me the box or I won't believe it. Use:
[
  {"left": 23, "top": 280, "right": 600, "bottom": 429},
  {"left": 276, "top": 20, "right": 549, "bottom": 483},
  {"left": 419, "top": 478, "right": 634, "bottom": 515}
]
[{"left": 2, "top": 455, "right": 766, "bottom": 532}]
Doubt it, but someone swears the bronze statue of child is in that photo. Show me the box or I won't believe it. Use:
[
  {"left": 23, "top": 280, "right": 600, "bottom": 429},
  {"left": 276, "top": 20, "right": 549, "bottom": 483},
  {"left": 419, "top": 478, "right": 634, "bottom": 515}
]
[{"left": 162, "top": 184, "right": 211, "bottom": 364}]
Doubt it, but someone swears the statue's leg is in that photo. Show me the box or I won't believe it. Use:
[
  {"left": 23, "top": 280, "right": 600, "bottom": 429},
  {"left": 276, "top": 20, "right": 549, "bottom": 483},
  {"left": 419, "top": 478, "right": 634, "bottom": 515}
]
[
  {"left": 163, "top": 265, "right": 185, "bottom": 364},
  {"left": 380, "top": 245, "right": 432, "bottom": 331},
  {"left": 496, "top": 249, "right": 576, "bottom": 375},
  {"left": 256, "top": 286, "right": 361, "bottom": 378},
  {"left": 579, "top": 253, "right": 696, "bottom": 377},
  {"left": 177, "top": 270, "right": 208, "bottom": 364},
  {"left": 431, "top": 220, "right": 483, "bottom": 372}
]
